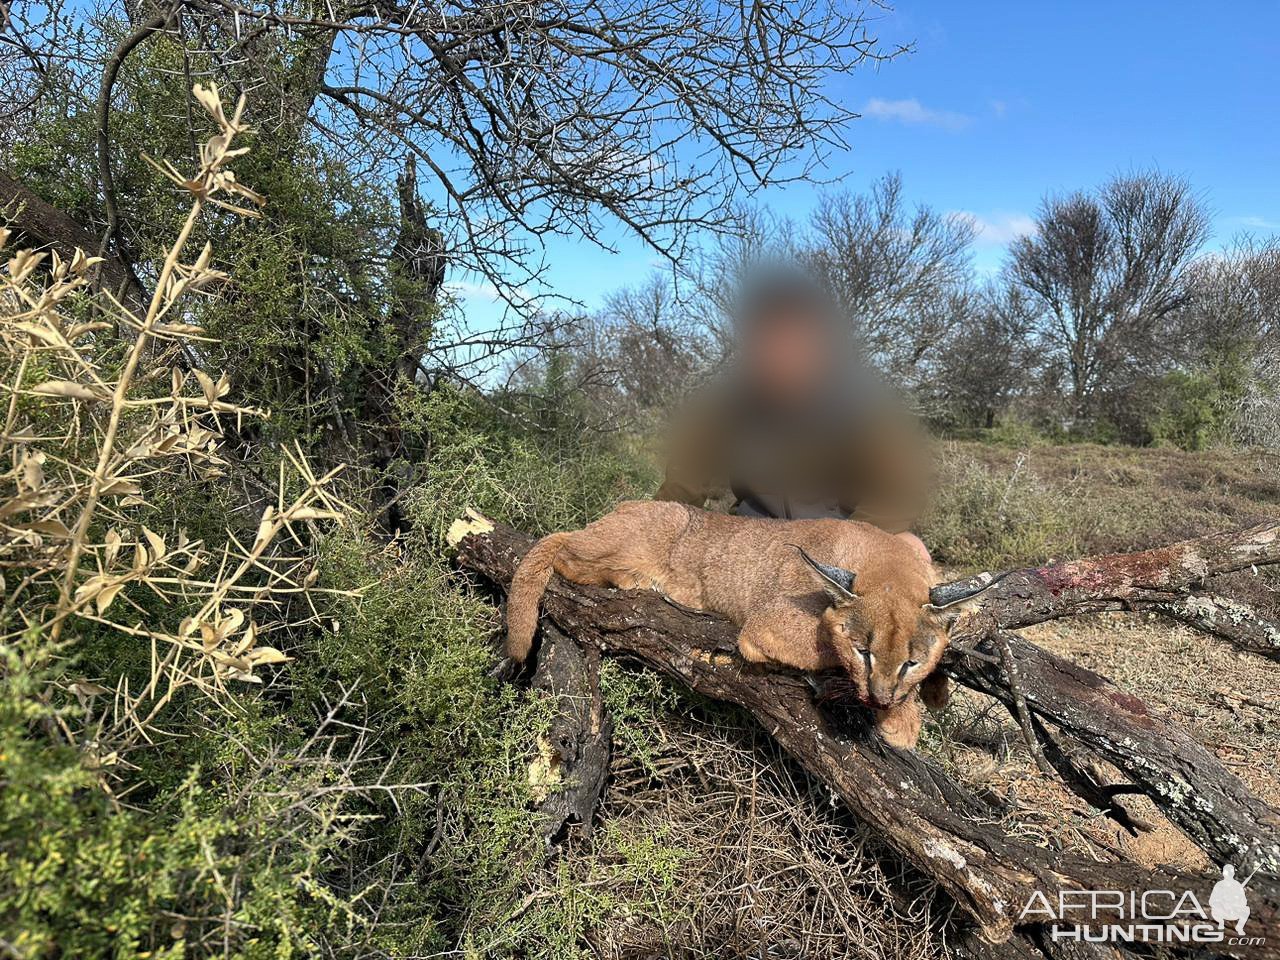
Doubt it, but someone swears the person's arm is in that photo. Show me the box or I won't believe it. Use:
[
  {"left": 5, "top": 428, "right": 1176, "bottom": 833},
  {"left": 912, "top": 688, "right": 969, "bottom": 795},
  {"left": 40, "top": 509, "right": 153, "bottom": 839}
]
[
  {"left": 844, "top": 408, "right": 932, "bottom": 537},
  {"left": 654, "top": 392, "right": 724, "bottom": 508}
]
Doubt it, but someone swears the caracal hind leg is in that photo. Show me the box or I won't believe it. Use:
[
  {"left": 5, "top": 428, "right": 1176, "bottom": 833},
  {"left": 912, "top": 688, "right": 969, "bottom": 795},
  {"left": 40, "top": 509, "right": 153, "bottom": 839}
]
[
  {"left": 875, "top": 699, "right": 923, "bottom": 750},
  {"left": 553, "top": 529, "right": 657, "bottom": 591},
  {"left": 736, "top": 607, "right": 836, "bottom": 672}
]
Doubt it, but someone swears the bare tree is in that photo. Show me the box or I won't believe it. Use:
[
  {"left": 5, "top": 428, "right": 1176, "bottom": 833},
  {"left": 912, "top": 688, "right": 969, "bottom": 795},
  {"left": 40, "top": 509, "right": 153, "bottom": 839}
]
[
  {"left": 1177, "top": 235, "right": 1280, "bottom": 361},
  {"left": 929, "top": 283, "right": 1038, "bottom": 428},
  {"left": 671, "top": 176, "right": 973, "bottom": 388},
  {"left": 1008, "top": 172, "right": 1210, "bottom": 424},
  {"left": 18, "top": 0, "right": 899, "bottom": 293},
  {"left": 599, "top": 273, "right": 711, "bottom": 415},
  {"left": 1173, "top": 236, "right": 1280, "bottom": 447},
  {"left": 2, "top": 0, "right": 907, "bottom": 393},
  {"left": 805, "top": 173, "right": 976, "bottom": 386},
  {"left": 501, "top": 272, "right": 713, "bottom": 433}
]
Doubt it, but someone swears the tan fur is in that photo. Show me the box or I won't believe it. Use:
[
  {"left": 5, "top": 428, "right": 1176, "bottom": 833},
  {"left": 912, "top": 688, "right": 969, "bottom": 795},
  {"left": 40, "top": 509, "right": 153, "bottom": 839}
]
[{"left": 506, "top": 501, "right": 954, "bottom": 749}]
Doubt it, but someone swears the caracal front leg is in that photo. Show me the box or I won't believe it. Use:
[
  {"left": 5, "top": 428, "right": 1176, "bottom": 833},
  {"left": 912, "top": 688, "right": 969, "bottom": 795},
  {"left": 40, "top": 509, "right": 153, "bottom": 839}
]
[
  {"left": 874, "top": 698, "right": 923, "bottom": 750},
  {"left": 736, "top": 606, "right": 838, "bottom": 672},
  {"left": 920, "top": 671, "right": 951, "bottom": 711}
]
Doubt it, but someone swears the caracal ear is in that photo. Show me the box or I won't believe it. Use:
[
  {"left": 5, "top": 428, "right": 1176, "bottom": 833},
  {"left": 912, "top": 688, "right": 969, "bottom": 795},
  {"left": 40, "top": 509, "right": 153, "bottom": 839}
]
[
  {"left": 923, "top": 571, "right": 1009, "bottom": 625},
  {"left": 792, "top": 544, "right": 858, "bottom": 604}
]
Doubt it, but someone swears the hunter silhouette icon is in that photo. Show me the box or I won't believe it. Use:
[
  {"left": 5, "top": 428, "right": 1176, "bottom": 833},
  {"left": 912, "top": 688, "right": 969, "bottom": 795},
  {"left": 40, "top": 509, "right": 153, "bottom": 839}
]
[{"left": 1209, "top": 864, "right": 1252, "bottom": 934}]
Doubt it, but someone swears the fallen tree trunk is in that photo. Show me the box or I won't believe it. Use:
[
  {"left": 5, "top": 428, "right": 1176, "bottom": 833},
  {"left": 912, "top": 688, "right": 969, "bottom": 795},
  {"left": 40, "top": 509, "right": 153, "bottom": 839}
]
[
  {"left": 455, "top": 519, "right": 1280, "bottom": 956},
  {"left": 526, "top": 624, "right": 613, "bottom": 845},
  {"left": 944, "top": 631, "right": 1280, "bottom": 871},
  {"left": 945, "top": 521, "right": 1279, "bottom": 641}
]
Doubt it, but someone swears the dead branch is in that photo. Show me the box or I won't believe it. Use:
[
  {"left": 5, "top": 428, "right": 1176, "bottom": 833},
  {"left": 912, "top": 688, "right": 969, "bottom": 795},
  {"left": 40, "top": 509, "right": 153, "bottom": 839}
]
[
  {"left": 527, "top": 624, "right": 613, "bottom": 845},
  {"left": 94, "top": 5, "right": 178, "bottom": 302},
  {"left": 992, "top": 629, "right": 1056, "bottom": 778},
  {"left": 1153, "top": 593, "right": 1280, "bottom": 661},
  {"left": 937, "top": 523, "right": 1280, "bottom": 869},
  {"left": 945, "top": 521, "right": 1280, "bottom": 637},
  {"left": 455, "top": 519, "right": 1280, "bottom": 954},
  {"left": 944, "top": 630, "right": 1280, "bottom": 871}
]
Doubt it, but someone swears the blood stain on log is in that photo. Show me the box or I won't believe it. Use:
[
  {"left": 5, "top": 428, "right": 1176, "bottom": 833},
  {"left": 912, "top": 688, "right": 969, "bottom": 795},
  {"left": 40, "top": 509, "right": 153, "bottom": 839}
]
[
  {"left": 1106, "top": 688, "right": 1150, "bottom": 718},
  {"left": 1097, "top": 544, "right": 1188, "bottom": 585},
  {"left": 1036, "top": 544, "right": 1192, "bottom": 597}
]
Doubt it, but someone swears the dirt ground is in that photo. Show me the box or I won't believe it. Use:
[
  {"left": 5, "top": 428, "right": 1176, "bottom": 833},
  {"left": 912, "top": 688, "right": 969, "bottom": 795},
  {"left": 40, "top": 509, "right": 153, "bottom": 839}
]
[{"left": 930, "top": 613, "right": 1278, "bottom": 876}]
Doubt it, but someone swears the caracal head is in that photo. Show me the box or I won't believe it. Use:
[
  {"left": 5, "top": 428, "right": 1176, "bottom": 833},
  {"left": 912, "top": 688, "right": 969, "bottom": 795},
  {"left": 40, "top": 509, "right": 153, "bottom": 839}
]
[{"left": 795, "top": 545, "right": 994, "bottom": 710}]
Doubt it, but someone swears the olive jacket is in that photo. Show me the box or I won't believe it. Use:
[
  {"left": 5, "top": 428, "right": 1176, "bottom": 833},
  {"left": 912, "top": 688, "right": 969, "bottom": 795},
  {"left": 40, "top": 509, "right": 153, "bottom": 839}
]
[{"left": 654, "top": 376, "right": 931, "bottom": 533}]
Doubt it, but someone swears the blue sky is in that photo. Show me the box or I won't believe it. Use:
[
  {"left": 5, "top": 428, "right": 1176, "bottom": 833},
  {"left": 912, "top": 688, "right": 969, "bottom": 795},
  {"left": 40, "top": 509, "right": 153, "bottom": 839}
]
[{"left": 452, "top": 1, "right": 1280, "bottom": 326}]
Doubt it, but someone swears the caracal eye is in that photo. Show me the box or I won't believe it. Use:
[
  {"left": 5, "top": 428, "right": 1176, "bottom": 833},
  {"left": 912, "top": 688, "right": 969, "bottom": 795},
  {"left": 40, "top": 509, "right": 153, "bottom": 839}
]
[
  {"left": 861, "top": 649, "right": 874, "bottom": 670},
  {"left": 899, "top": 659, "right": 919, "bottom": 676}
]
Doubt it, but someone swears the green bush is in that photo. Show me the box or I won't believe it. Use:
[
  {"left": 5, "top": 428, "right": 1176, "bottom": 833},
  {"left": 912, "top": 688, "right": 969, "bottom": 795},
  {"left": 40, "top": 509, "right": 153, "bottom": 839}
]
[
  {"left": 408, "top": 382, "right": 660, "bottom": 542},
  {"left": 1146, "top": 366, "right": 1241, "bottom": 451},
  {"left": 1, "top": 69, "right": 660, "bottom": 958},
  {"left": 0, "top": 631, "right": 376, "bottom": 959},
  {"left": 0, "top": 415, "right": 656, "bottom": 958},
  {"left": 920, "top": 448, "right": 1078, "bottom": 570},
  {"left": 984, "top": 417, "right": 1053, "bottom": 447}
]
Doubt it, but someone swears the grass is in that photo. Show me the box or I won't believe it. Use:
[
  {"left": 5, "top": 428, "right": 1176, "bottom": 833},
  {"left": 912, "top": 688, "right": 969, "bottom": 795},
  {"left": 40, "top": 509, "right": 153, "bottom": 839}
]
[{"left": 921, "top": 440, "right": 1280, "bottom": 571}]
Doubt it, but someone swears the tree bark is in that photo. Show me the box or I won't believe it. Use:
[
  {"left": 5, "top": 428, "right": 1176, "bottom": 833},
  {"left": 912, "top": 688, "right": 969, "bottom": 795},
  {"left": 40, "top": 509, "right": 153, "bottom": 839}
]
[
  {"left": 0, "top": 168, "right": 143, "bottom": 307},
  {"left": 365, "top": 154, "right": 445, "bottom": 533},
  {"left": 455, "top": 518, "right": 1280, "bottom": 956},
  {"left": 1152, "top": 593, "right": 1280, "bottom": 661}
]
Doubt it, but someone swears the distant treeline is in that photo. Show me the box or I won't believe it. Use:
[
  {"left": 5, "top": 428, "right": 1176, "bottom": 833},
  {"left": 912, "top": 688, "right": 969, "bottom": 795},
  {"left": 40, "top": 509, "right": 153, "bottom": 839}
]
[{"left": 528, "top": 172, "right": 1279, "bottom": 450}]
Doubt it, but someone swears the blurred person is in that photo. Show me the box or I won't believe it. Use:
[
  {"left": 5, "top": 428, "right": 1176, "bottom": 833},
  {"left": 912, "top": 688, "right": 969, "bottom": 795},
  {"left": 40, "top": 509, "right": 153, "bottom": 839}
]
[{"left": 655, "top": 265, "right": 933, "bottom": 563}]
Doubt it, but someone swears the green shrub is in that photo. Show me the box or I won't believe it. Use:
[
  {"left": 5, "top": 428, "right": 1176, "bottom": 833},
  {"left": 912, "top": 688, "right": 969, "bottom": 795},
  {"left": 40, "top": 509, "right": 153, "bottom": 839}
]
[
  {"left": 408, "top": 383, "right": 660, "bottom": 542},
  {"left": 984, "top": 417, "right": 1053, "bottom": 447},
  {"left": 0, "top": 79, "right": 665, "bottom": 959},
  {"left": 1146, "top": 367, "right": 1238, "bottom": 451},
  {"left": 0, "top": 630, "right": 384, "bottom": 959},
  {"left": 920, "top": 447, "right": 1079, "bottom": 570}
]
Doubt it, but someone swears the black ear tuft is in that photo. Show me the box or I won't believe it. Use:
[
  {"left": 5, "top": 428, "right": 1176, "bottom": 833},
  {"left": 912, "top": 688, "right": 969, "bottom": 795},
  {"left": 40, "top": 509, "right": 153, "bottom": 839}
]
[
  {"left": 926, "top": 571, "right": 1010, "bottom": 611},
  {"left": 791, "top": 544, "right": 857, "bottom": 602},
  {"left": 925, "top": 571, "right": 1010, "bottom": 626}
]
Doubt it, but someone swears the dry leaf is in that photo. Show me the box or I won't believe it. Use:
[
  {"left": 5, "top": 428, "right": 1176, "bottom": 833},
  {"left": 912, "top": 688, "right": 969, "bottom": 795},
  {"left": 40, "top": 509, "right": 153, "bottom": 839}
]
[
  {"left": 100, "top": 478, "right": 142, "bottom": 497},
  {"left": 96, "top": 582, "right": 124, "bottom": 614},
  {"left": 289, "top": 507, "right": 340, "bottom": 522},
  {"left": 32, "top": 380, "right": 101, "bottom": 402},
  {"left": 104, "top": 528, "right": 122, "bottom": 565},
  {"left": 249, "top": 646, "right": 289, "bottom": 665},
  {"left": 24, "top": 519, "right": 71, "bottom": 538},
  {"left": 194, "top": 369, "right": 217, "bottom": 404},
  {"left": 20, "top": 451, "right": 45, "bottom": 491},
  {"left": 142, "top": 526, "right": 166, "bottom": 558}
]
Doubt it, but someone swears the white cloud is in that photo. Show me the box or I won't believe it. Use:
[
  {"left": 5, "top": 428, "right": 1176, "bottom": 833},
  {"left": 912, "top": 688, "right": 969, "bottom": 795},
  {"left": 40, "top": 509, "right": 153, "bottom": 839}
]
[
  {"left": 1229, "top": 215, "right": 1280, "bottom": 231},
  {"left": 445, "top": 279, "right": 502, "bottom": 302},
  {"left": 957, "top": 211, "right": 1038, "bottom": 246},
  {"left": 862, "top": 97, "right": 972, "bottom": 131}
]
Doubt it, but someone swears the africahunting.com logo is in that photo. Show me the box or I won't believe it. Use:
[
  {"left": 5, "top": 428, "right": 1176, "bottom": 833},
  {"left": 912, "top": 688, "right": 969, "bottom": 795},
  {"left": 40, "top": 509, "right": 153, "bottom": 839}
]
[{"left": 1020, "top": 864, "right": 1265, "bottom": 947}]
